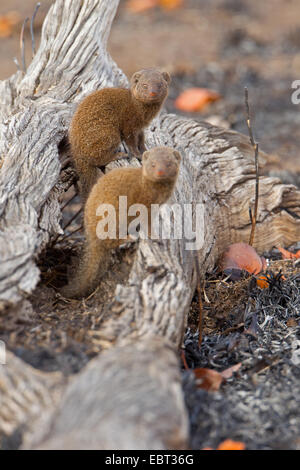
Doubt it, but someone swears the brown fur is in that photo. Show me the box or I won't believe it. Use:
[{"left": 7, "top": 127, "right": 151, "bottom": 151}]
[
  {"left": 69, "top": 69, "right": 171, "bottom": 200},
  {"left": 61, "top": 147, "right": 181, "bottom": 299}
]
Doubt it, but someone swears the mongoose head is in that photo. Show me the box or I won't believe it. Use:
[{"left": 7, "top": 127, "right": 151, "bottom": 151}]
[
  {"left": 130, "top": 69, "right": 171, "bottom": 104},
  {"left": 142, "top": 147, "right": 181, "bottom": 183}
]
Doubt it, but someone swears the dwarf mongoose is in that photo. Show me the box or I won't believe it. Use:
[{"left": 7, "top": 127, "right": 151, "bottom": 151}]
[
  {"left": 69, "top": 68, "right": 171, "bottom": 200},
  {"left": 61, "top": 147, "right": 181, "bottom": 299}
]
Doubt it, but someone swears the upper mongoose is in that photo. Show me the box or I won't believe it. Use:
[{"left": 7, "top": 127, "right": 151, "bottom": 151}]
[
  {"left": 69, "top": 68, "right": 171, "bottom": 200},
  {"left": 60, "top": 146, "right": 181, "bottom": 299}
]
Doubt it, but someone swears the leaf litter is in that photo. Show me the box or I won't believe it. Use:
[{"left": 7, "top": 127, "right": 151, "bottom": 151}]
[{"left": 183, "top": 257, "right": 300, "bottom": 450}]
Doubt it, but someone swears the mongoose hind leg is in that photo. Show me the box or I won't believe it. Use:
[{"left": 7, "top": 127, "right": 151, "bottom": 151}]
[{"left": 137, "top": 131, "right": 147, "bottom": 154}]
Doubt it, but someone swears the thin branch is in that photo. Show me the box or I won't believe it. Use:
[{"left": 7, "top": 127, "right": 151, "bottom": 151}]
[
  {"left": 62, "top": 208, "right": 82, "bottom": 231},
  {"left": 180, "top": 350, "right": 189, "bottom": 370},
  {"left": 249, "top": 142, "right": 259, "bottom": 246},
  {"left": 30, "top": 3, "right": 41, "bottom": 57},
  {"left": 194, "top": 254, "right": 203, "bottom": 347},
  {"left": 244, "top": 87, "right": 255, "bottom": 147},
  {"left": 244, "top": 87, "right": 260, "bottom": 246},
  {"left": 56, "top": 224, "right": 83, "bottom": 244},
  {"left": 50, "top": 208, "right": 82, "bottom": 248},
  {"left": 61, "top": 192, "right": 78, "bottom": 212},
  {"left": 20, "top": 17, "right": 29, "bottom": 73}
]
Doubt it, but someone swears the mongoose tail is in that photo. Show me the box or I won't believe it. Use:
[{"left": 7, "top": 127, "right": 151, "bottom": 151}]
[
  {"left": 75, "top": 160, "right": 101, "bottom": 203},
  {"left": 60, "top": 237, "right": 109, "bottom": 299}
]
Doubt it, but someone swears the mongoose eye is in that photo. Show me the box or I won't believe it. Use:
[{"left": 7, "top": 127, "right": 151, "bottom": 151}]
[
  {"left": 142, "top": 84, "right": 148, "bottom": 90},
  {"left": 151, "top": 162, "right": 156, "bottom": 168}
]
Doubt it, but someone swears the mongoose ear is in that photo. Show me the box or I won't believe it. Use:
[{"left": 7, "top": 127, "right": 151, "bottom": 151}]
[
  {"left": 162, "top": 71, "right": 171, "bottom": 84},
  {"left": 131, "top": 71, "right": 142, "bottom": 85},
  {"left": 173, "top": 150, "right": 181, "bottom": 163}
]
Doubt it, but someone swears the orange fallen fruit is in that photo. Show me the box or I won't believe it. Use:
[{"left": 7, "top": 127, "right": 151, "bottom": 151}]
[
  {"left": 219, "top": 242, "right": 266, "bottom": 279},
  {"left": 175, "top": 87, "right": 221, "bottom": 112}
]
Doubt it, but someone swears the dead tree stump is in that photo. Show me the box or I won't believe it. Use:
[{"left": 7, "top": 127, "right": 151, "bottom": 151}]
[{"left": 0, "top": 0, "right": 299, "bottom": 450}]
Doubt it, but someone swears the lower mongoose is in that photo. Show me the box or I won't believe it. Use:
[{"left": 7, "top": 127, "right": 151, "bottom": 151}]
[
  {"left": 69, "top": 68, "right": 171, "bottom": 200},
  {"left": 60, "top": 147, "right": 181, "bottom": 299}
]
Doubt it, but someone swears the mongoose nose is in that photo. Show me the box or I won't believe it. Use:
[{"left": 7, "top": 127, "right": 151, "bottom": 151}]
[
  {"left": 149, "top": 91, "right": 157, "bottom": 97},
  {"left": 156, "top": 169, "right": 165, "bottom": 176}
]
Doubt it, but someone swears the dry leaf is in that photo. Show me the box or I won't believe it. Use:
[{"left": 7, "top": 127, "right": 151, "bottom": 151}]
[
  {"left": 244, "top": 313, "right": 259, "bottom": 338},
  {"left": 277, "top": 246, "right": 300, "bottom": 260},
  {"left": 202, "top": 439, "right": 246, "bottom": 450},
  {"left": 220, "top": 363, "right": 242, "bottom": 379},
  {"left": 126, "top": 0, "right": 157, "bottom": 13},
  {"left": 193, "top": 368, "right": 224, "bottom": 391},
  {"left": 159, "top": 0, "right": 183, "bottom": 10},
  {"left": 175, "top": 87, "right": 221, "bottom": 112},
  {"left": 217, "top": 439, "right": 246, "bottom": 450},
  {"left": 286, "top": 318, "right": 298, "bottom": 327},
  {"left": 257, "top": 272, "right": 286, "bottom": 289},
  {"left": 0, "top": 11, "right": 20, "bottom": 38},
  {"left": 256, "top": 274, "right": 269, "bottom": 289},
  {"left": 219, "top": 242, "right": 266, "bottom": 278}
]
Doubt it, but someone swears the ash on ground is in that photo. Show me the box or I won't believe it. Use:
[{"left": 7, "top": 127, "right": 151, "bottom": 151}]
[{"left": 182, "top": 265, "right": 300, "bottom": 450}]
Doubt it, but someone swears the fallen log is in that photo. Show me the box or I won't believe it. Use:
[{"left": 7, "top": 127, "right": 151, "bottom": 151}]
[
  {"left": 0, "top": 0, "right": 299, "bottom": 450},
  {"left": 0, "top": 349, "right": 64, "bottom": 444}
]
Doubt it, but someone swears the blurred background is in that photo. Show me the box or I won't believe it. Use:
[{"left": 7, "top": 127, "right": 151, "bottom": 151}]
[{"left": 1, "top": 0, "right": 300, "bottom": 176}]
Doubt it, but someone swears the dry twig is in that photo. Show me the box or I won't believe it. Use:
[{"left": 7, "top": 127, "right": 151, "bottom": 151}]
[
  {"left": 194, "top": 255, "right": 204, "bottom": 346},
  {"left": 244, "top": 87, "right": 260, "bottom": 246},
  {"left": 20, "top": 17, "right": 29, "bottom": 73},
  {"left": 30, "top": 3, "right": 41, "bottom": 57}
]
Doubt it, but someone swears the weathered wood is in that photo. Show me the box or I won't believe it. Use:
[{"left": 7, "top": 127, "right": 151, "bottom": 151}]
[
  {"left": 0, "top": 350, "right": 64, "bottom": 439},
  {"left": 0, "top": 0, "right": 127, "bottom": 303},
  {"left": 0, "top": 0, "right": 299, "bottom": 450},
  {"left": 24, "top": 338, "right": 188, "bottom": 450}
]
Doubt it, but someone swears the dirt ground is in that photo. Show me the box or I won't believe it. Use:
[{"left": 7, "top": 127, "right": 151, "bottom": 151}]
[{"left": 0, "top": 0, "right": 300, "bottom": 450}]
